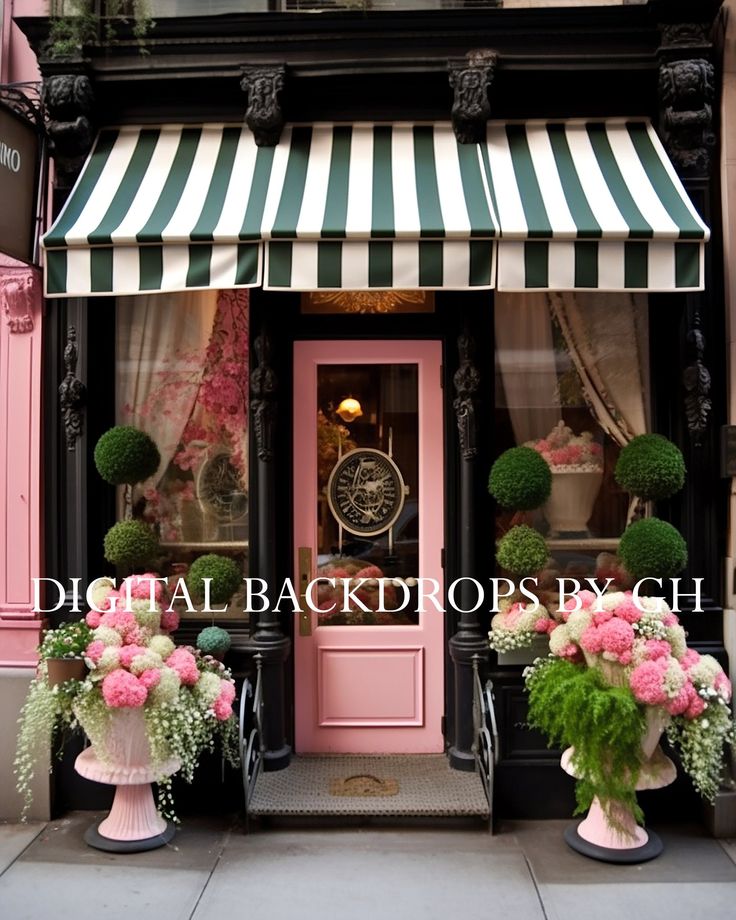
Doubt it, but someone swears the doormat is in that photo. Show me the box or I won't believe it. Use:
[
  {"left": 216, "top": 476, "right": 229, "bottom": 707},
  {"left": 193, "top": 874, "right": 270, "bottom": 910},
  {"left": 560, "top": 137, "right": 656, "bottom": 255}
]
[{"left": 330, "top": 774, "right": 399, "bottom": 797}]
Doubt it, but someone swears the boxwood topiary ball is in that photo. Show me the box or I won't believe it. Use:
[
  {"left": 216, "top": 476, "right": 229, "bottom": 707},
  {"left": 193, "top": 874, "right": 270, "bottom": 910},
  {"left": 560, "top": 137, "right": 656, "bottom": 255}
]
[
  {"left": 196, "top": 625, "right": 232, "bottom": 657},
  {"left": 615, "top": 434, "right": 685, "bottom": 501},
  {"left": 94, "top": 426, "right": 161, "bottom": 486},
  {"left": 488, "top": 447, "right": 552, "bottom": 511},
  {"left": 186, "top": 554, "right": 242, "bottom": 605},
  {"left": 618, "top": 517, "right": 688, "bottom": 580},
  {"left": 103, "top": 520, "right": 159, "bottom": 568},
  {"left": 496, "top": 524, "right": 549, "bottom": 576}
]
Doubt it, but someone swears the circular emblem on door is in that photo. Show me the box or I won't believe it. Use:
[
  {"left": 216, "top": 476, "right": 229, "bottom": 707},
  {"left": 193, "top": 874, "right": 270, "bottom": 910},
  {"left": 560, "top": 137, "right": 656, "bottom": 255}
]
[{"left": 327, "top": 448, "right": 406, "bottom": 537}]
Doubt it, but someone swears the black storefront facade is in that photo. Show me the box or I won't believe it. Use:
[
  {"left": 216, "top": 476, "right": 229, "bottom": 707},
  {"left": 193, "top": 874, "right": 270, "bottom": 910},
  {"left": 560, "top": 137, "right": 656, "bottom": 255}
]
[{"left": 17, "top": 1, "right": 730, "bottom": 824}]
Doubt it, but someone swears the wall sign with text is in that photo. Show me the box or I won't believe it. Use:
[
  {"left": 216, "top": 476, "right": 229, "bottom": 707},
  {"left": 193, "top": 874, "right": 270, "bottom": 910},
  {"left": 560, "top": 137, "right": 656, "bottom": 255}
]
[{"left": 0, "top": 104, "right": 39, "bottom": 264}]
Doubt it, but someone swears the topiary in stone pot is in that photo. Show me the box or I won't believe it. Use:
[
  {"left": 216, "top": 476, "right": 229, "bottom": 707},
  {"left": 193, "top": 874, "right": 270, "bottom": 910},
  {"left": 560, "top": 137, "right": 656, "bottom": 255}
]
[
  {"left": 186, "top": 554, "right": 242, "bottom": 606},
  {"left": 94, "top": 425, "right": 161, "bottom": 486},
  {"left": 489, "top": 446, "right": 552, "bottom": 511},
  {"left": 103, "top": 520, "right": 159, "bottom": 569},
  {"left": 618, "top": 517, "right": 688, "bottom": 581},
  {"left": 615, "top": 434, "right": 686, "bottom": 502},
  {"left": 496, "top": 524, "right": 549, "bottom": 577}
]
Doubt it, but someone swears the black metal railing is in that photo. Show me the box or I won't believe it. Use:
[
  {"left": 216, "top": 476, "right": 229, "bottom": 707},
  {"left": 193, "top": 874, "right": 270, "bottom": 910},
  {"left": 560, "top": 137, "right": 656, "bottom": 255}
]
[
  {"left": 472, "top": 653, "right": 499, "bottom": 831},
  {"left": 239, "top": 653, "right": 264, "bottom": 831}
]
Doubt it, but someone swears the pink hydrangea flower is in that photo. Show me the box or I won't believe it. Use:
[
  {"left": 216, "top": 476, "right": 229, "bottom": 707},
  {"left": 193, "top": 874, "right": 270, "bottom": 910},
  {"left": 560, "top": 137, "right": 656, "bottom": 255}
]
[
  {"left": 592, "top": 609, "right": 614, "bottom": 626},
  {"left": 161, "top": 610, "right": 180, "bottom": 632},
  {"left": 124, "top": 573, "right": 165, "bottom": 603},
  {"left": 98, "top": 590, "right": 121, "bottom": 613},
  {"left": 666, "top": 682, "right": 693, "bottom": 717},
  {"left": 167, "top": 648, "right": 199, "bottom": 686},
  {"left": 680, "top": 649, "right": 701, "bottom": 669},
  {"left": 662, "top": 613, "right": 679, "bottom": 627},
  {"left": 614, "top": 595, "right": 641, "bottom": 624},
  {"left": 577, "top": 590, "right": 598, "bottom": 610},
  {"left": 644, "top": 639, "right": 671, "bottom": 661},
  {"left": 597, "top": 618, "right": 635, "bottom": 662},
  {"left": 100, "top": 609, "right": 137, "bottom": 638},
  {"left": 118, "top": 644, "right": 149, "bottom": 670},
  {"left": 101, "top": 669, "right": 148, "bottom": 708},
  {"left": 85, "top": 640, "right": 105, "bottom": 663},
  {"left": 139, "top": 669, "right": 161, "bottom": 690},
  {"left": 580, "top": 626, "right": 602, "bottom": 655},
  {"left": 715, "top": 672, "right": 733, "bottom": 702},
  {"left": 218, "top": 679, "right": 236, "bottom": 704},
  {"left": 684, "top": 691, "right": 707, "bottom": 720},
  {"left": 630, "top": 660, "right": 667, "bottom": 706},
  {"left": 212, "top": 692, "right": 233, "bottom": 721},
  {"left": 534, "top": 617, "right": 553, "bottom": 634},
  {"left": 85, "top": 610, "right": 102, "bottom": 628}
]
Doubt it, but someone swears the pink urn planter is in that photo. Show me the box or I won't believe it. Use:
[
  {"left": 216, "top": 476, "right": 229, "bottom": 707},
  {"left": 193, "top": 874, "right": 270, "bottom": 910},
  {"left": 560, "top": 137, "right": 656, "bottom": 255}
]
[
  {"left": 560, "top": 706, "right": 676, "bottom": 863},
  {"left": 74, "top": 707, "right": 180, "bottom": 852}
]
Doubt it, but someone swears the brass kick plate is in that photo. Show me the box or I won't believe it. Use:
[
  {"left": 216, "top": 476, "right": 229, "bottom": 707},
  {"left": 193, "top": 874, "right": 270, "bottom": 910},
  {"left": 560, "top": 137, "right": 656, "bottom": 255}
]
[{"left": 298, "top": 546, "right": 313, "bottom": 636}]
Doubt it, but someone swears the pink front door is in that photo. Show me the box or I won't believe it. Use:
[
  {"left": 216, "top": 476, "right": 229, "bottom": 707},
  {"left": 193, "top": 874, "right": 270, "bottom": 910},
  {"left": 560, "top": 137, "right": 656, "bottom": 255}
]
[{"left": 293, "top": 340, "right": 444, "bottom": 754}]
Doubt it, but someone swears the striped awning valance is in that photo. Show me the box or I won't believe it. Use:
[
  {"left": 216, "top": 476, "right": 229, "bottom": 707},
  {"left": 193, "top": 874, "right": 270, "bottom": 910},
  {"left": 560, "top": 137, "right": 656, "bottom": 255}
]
[
  {"left": 42, "top": 123, "right": 497, "bottom": 297},
  {"left": 42, "top": 119, "right": 707, "bottom": 297},
  {"left": 481, "top": 119, "right": 708, "bottom": 292}
]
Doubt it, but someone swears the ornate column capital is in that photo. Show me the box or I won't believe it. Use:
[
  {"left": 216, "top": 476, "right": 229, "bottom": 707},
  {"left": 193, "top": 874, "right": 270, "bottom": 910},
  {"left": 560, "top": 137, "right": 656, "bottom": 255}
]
[
  {"left": 0, "top": 265, "right": 41, "bottom": 334},
  {"left": 657, "top": 24, "right": 715, "bottom": 178},
  {"left": 250, "top": 333, "right": 278, "bottom": 462},
  {"left": 448, "top": 50, "right": 497, "bottom": 145},
  {"left": 240, "top": 65, "right": 286, "bottom": 147},
  {"left": 42, "top": 71, "right": 95, "bottom": 189}
]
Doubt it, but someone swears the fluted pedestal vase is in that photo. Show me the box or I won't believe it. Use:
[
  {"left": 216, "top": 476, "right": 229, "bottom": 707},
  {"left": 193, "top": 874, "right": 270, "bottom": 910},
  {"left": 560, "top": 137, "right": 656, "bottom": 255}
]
[
  {"left": 561, "top": 706, "right": 676, "bottom": 864},
  {"left": 74, "top": 708, "right": 180, "bottom": 853}
]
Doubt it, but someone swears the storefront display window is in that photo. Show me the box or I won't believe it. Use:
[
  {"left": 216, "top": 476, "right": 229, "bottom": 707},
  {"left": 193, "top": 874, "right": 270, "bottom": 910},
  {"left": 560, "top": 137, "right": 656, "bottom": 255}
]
[
  {"left": 116, "top": 289, "right": 249, "bottom": 618},
  {"left": 494, "top": 291, "right": 650, "bottom": 586}
]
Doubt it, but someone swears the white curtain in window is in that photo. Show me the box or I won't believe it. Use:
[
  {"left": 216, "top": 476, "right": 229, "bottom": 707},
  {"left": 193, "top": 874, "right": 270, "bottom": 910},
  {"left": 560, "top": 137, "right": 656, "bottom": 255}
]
[
  {"left": 548, "top": 291, "right": 650, "bottom": 447},
  {"left": 494, "top": 292, "right": 561, "bottom": 445},
  {"left": 116, "top": 290, "right": 219, "bottom": 487}
]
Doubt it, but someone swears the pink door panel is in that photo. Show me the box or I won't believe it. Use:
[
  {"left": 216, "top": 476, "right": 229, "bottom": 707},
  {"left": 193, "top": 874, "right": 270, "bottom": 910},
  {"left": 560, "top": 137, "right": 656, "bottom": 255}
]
[{"left": 293, "top": 340, "right": 444, "bottom": 754}]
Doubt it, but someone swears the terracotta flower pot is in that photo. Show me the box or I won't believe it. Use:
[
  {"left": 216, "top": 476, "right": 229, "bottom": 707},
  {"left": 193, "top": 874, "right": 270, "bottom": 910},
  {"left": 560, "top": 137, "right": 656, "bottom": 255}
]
[{"left": 46, "top": 657, "right": 87, "bottom": 687}]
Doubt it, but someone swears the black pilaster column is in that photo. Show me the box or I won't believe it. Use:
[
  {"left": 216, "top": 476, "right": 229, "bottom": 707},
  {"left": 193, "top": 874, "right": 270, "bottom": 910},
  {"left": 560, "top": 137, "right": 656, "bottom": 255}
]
[
  {"left": 247, "top": 331, "right": 291, "bottom": 771},
  {"left": 448, "top": 332, "right": 490, "bottom": 771}
]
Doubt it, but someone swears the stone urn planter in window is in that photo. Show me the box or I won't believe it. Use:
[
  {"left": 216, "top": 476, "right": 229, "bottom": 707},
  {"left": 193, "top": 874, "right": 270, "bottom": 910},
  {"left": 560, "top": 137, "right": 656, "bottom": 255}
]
[{"left": 542, "top": 469, "right": 603, "bottom": 535}]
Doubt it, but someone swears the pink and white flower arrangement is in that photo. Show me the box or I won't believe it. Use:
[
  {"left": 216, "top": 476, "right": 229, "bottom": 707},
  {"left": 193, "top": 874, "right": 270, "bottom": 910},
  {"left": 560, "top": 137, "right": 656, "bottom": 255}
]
[
  {"left": 522, "top": 589, "right": 733, "bottom": 802},
  {"left": 489, "top": 597, "right": 556, "bottom": 653},
  {"left": 526, "top": 421, "right": 604, "bottom": 472}
]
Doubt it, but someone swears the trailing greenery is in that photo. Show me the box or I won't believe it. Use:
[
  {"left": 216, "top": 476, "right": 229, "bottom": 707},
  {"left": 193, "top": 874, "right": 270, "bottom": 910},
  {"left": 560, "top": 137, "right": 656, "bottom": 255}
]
[
  {"left": 48, "top": 1, "right": 154, "bottom": 59},
  {"left": 615, "top": 434, "right": 686, "bottom": 501},
  {"left": 525, "top": 657, "right": 647, "bottom": 826},
  {"left": 488, "top": 446, "right": 552, "bottom": 510},
  {"left": 618, "top": 517, "right": 688, "bottom": 580},
  {"left": 39, "top": 620, "right": 93, "bottom": 659},
  {"left": 94, "top": 426, "right": 161, "bottom": 486},
  {"left": 496, "top": 524, "right": 548, "bottom": 576},
  {"left": 186, "top": 554, "right": 242, "bottom": 606},
  {"left": 103, "top": 519, "right": 159, "bottom": 568},
  {"left": 196, "top": 626, "right": 232, "bottom": 657}
]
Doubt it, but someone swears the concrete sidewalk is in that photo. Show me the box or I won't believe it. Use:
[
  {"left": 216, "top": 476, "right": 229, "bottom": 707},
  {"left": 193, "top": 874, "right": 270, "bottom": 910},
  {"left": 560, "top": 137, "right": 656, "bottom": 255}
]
[{"left": 1, "top": 815, "right": 735, "bottom": 920}]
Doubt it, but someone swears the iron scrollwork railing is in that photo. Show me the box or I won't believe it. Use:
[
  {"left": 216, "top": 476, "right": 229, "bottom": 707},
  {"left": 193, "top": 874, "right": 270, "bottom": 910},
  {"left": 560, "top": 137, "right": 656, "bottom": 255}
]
[
  {"left": 472, "top": 654, "right": 499, "bottom": 830},
  {"left": 239, "top": 654, "right": 264, "bottom": 831}
]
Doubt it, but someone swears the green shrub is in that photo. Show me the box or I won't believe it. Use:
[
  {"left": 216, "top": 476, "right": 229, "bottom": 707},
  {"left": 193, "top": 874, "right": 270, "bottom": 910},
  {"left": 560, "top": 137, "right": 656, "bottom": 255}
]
[
  {"left": 618, "top": 517, "right": 688, "bottom": 580},
  {"left": 525, "top": 657, "right": 646, "bottom": 826},
  {"left": 496, "top": 525, "right": 548, "bottom": 576},
  {"left": 196, "top": 626, "right": 232, "bottom": 657},
  {"left": 94, "top": 426, "right": 161, "bottom": 486},
  {"left": 103, "top": 520, "right": 159, "bottom": 568},
  {"left": 186, "top": 554, "right": 242, "bottom": 605},
  {"left": 615, "top": 434, "right": 685, "bottom": 501},
  {"left": 488, "top": 447, "right": 552, "bottom": 510}
]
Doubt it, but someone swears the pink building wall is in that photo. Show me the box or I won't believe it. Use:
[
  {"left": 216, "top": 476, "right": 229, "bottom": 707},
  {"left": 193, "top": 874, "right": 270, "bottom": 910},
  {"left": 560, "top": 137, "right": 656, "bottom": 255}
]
[{"left": 0, "top": 1, "right": 46, "bottom": 666}]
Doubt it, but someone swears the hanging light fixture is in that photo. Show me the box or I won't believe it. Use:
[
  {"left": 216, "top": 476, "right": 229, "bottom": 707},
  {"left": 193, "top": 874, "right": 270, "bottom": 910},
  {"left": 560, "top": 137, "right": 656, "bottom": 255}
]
[{"left": 336, "top": 396, "right": 363, "bottom": 423}]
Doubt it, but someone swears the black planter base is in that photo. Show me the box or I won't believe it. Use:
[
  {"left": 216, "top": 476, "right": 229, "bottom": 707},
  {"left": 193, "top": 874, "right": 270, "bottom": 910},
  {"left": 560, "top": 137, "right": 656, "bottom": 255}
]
[
  {"left": 84, "top": 820, "right": 176, "bottom": 853},
  {"left": 564, "top": 822, "right": 663, "bottom": 864}
]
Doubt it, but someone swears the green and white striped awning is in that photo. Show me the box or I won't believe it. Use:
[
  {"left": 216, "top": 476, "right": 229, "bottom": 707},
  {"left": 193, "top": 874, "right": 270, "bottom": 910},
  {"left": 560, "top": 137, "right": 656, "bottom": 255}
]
[
  {"left": 42, "top": 118, "right": 707, "bottom": 297},
  {"left": 481, "top": 119, "right": 708, "bottom": 292},
  {"left": 42, "top": 122, "right": 497, "bottom": 297}
]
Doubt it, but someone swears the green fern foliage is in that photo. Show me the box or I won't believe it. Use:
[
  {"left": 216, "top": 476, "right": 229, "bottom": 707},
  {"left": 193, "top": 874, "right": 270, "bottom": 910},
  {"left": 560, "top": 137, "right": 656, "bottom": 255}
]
[{"left": 525, "top": 658, "right": 647, "bottom": 825}]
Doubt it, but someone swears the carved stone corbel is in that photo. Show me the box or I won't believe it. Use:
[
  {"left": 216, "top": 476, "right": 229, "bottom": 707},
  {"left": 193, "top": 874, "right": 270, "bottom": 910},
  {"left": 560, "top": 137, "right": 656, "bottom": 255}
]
[
  {"left": 42, "top": 73, "right": 95, "bottom": 189},
  {"left": 448, "top": 51, "right": 497, "bottom": 145},
  {"left": 683, "top": 309, "right": 712, "bottom": 443},
  {"left": 453, "top": 333, "right": 480, "bottom": 461},
  {"left": 240, "top": 65, "right": 286, "bottom": 147},
  {"left": 657, "top": 24, "right": 715, "bottom": 178},
  {"left": 59, "top": 326, "right": 86, "bottom": 451},
  {"left": 250, "top": 334, "right": 277, "bottom": 462},
  {"left": 0, "top": 267, "right": 40, "bottom": 334}
]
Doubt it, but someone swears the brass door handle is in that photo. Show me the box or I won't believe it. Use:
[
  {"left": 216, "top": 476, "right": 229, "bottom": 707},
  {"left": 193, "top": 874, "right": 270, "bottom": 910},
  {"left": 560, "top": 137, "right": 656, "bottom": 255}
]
[{"left": 298, "top": 546, "right": 313, "bottom": 636}]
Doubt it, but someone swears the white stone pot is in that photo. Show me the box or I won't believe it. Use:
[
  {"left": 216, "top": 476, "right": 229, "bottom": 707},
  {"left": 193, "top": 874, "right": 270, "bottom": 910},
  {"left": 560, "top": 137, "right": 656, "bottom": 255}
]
[{"left": 542, "top": 469, "right": 603, "bottom": 535}]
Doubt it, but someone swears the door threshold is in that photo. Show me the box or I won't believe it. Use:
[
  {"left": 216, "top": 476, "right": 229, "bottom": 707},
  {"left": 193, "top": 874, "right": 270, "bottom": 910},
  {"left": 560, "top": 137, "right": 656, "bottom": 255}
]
[{"left": 248, "top": 754, "right": 490, "bottom": 820}]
